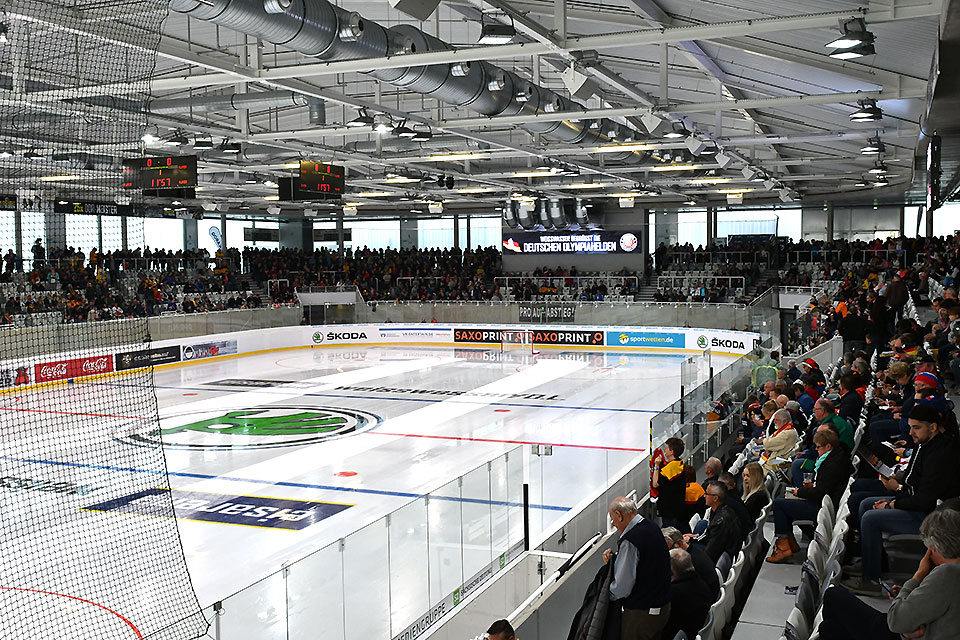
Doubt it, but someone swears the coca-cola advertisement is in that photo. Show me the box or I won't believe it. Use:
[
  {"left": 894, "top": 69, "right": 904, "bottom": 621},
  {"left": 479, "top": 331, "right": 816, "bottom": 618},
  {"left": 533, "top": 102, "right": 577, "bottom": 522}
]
[{"left": 34, "top": 355, "right": 115, "bottom": 383}]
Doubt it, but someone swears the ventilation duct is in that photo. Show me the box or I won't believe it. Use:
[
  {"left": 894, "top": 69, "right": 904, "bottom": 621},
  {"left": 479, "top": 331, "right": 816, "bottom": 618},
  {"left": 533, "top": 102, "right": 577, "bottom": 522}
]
[
  {"left": 170, "top": 0, "right": 650, "bottom": 161},
  {"left": 149, "top": 91, "right": 326, "bottom": 125},
  {"left": 514, "top": 199, "right": 536, "bottom": 229},
  {"left": 502, "top": 199, "right": 519, "bottom": 228},
  {"left": 547, "top": 199, "right": 566, "bottom": 229},
  {"left": 202, "top": 171, "right": 264, "bottom": 185},
  {"left": 343, "top": 135, "right": 487, "bottom": 154},
  {"left": 574, "top": 198, "right": 591, "bottom": 226}
]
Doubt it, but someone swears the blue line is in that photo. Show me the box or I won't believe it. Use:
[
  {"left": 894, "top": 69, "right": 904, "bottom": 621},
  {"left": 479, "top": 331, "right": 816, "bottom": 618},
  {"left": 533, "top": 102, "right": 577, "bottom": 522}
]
[
  {"left": 100, "top": 382, "right": 668, "bottom": 414},
  {"left": 14, "top": 456, "right": 570, "bottom": 512}
]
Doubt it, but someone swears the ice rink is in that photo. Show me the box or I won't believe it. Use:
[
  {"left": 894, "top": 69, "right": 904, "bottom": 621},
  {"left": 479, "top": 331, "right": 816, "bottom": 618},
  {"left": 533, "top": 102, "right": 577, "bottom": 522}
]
[{"left": 2, "top": 343, "right": 733, "bottom": 637}]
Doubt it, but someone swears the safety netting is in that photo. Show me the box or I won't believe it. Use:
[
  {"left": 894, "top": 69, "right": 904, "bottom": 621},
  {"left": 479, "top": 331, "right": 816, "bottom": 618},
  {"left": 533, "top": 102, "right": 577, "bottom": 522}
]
[{"left": 0, "top": 0, "right": 207, "bottom": 638}]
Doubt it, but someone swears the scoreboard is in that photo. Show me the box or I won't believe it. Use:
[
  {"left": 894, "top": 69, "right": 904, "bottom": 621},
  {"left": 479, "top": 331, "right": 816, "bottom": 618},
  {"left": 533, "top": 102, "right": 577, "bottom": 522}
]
[
  {"left": 296, "top": 161, "right": 344, "bottom": 199},
  {"left": 123, "top": 156, "right": 198, "bottom": 190}
]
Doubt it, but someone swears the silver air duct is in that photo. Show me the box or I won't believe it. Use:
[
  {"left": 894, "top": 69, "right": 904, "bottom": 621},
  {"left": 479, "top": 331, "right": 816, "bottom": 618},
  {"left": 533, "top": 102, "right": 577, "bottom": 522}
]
[
  {"left": 149, "top": 91, "right": 326, "bottom": 125},
  {"left": 343, "top": 135, "right": 486, "bottom": 154},
  {"left": 548, "top": 199, "right": 566, "bottom": 229},
  {"left": 169, "top": 0, "right": 648, "bottom": 158}
]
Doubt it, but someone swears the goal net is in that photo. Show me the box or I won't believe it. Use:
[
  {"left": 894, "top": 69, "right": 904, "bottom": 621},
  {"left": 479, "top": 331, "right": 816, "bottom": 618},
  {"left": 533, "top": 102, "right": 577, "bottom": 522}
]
[{"left": 501, "top": 329, "right": 536, "bottom": 354}]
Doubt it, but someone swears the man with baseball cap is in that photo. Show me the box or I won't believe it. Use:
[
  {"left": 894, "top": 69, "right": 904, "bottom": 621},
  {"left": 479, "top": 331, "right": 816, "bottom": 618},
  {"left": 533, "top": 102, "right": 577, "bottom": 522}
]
[{"left": 842, "top": 403, "right": 960, "bottom": 596}]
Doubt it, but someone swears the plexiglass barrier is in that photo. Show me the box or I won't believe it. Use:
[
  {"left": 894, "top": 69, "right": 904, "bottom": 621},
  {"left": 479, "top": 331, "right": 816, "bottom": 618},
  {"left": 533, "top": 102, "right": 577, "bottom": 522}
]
[{"left": 204, "top": 448, "right": 526, "bottom": 640}]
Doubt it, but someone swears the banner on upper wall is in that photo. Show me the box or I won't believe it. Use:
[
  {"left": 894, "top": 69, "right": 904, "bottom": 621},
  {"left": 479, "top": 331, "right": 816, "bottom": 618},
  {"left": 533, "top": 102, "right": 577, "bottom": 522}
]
[
  {"left": 502, "top": 230, "right": 641, "bottom": 255},
  {"left": 518, "top": 302, "right": 577, "bottom": 324}
]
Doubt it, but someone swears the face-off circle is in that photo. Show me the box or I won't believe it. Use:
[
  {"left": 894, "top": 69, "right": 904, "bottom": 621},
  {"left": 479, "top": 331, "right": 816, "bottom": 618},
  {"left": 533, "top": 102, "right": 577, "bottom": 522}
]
[{"left": 115, "top": 405, "right": 382, "bottom": 450}]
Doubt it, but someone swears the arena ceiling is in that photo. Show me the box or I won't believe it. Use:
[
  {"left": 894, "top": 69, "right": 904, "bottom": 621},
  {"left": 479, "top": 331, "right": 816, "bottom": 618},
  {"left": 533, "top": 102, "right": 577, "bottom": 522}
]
[{"left": 2, "top": 0, "right": 947, "bottom": 219}]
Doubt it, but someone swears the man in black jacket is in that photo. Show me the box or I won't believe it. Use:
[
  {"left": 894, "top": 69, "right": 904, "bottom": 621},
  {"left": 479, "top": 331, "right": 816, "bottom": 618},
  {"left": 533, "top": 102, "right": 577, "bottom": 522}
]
[
  {"left": 603, "top": 497, "right": 672, "bottom": 640},
  {"left": 767, "top": 429, "right": 851, "bottom": 563},
  {"left": 662, "top": 548, "right": 713, "bottom": 640},
  {"left": 662, "top": 526, "right": 720, "bottom": 599},
  {"left": 684, "top": 482, "right": 744, "bottom": 563},
  {"left": 718, "top": 472, "right": 752, "bottom": 534},
  {"left": 842, "top": 404, "right": 960, "bottom": 595},
  {"left": 837, "top": 372, "right": 865, "bottom": 426}
]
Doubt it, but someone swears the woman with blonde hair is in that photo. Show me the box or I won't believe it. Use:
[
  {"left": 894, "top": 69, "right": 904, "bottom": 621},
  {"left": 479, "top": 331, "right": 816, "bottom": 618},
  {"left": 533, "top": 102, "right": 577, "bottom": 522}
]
[{"left": 741, "top": 462, "right": 770, "bottom": 522}]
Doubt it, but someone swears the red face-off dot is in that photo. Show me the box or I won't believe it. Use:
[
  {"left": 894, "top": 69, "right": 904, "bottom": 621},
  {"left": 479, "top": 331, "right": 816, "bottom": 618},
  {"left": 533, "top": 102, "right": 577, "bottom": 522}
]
[
  {"left": 335, "top": 471, "right": 358, "bottom": 477},
  {"left": 494, "top": 409, "right": 511, "bottom": 412},
  {"left": 183, "top": 393, "right": 197, "bottom": 396}
]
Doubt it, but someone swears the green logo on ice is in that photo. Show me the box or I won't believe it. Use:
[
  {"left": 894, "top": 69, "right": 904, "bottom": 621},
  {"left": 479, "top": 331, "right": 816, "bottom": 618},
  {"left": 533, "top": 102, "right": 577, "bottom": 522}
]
[
  {"left": 163, "top": 409, "right": 348, "bottom": 437},
  {"left": 697, "top": 335, "right": 708, "bottom": 349},
  {"left": 117, "top": 405, "right": 382, "bottom": 450}
]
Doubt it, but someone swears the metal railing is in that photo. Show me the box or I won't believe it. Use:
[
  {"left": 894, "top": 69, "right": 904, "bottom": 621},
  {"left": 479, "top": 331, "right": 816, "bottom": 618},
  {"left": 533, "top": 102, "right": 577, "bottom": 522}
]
[{"left": 657, "top": 275, "right": 745, "bottom": 290}]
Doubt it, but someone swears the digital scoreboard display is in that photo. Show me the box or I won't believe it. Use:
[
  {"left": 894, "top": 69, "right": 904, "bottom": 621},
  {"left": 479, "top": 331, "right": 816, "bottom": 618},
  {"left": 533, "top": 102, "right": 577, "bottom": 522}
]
[
  {"left": 123, "top": 155, "right": 198, "bottom": 190},
  {"left": 297, "top": 161, "right": 344, "bottom": 199}
]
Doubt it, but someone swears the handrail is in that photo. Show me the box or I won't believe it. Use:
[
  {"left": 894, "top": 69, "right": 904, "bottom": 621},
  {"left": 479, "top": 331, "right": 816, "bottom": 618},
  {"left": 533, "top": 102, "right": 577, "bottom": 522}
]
[
  {"left": 657, "top": 275, "right": 745, "bottom": 289},
  {"left": 494, "top": 275, "right": 639, "bottom": 290},
  {"left": 506, "top": 532, "right": 604, "bottom": 624}
]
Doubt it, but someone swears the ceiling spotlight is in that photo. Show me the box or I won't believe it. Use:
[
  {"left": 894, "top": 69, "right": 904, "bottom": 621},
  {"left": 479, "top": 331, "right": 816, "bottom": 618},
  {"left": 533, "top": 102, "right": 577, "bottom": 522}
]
[
  {"left": 778, "top": 189, "right": 795, "bottom": 203},
  {"left": 860, "top": 136, "right": 885, "bottom": 155},
  {"left": 714, "top": 151, "right": 734, "bottom": 169},
  {"left": 641, "top": 111, "right": 663, "bottom": 133},
  {"left": 373, "top": 113, "right": 393, "bottom": 134},
  {"left": 850, "top": 98, "right": 882, "bottom": 122},
  {"left": 410, "top": 127, "right": 433, "bottom": 142},
  {"left": 763, "top": 179, "right": 778, "bottom": 191},
  {"left": 662, "top": 122, "right": 688, "bottom": 139},
  {"left": 393, "top": 121, "right": 416, "bottom": 138},
  {"left": 741, "top": 166, "right": 760, "bottom": 181},
  {"left": 164, "top": 133, "right": 189, "bottom": 146},
  {"left": 685, "top": 136, "right": 708, "bottom": 156},
  {"left": 826, "top": 18, "right": 875, "bottom": 58},
  {"left": 346, "top": 109, "right": 374, "bottom": 128},
  {"left": 478, "top": 13, "right": 516, "bottom": 45},
  {"left": 830, "top": 41, "right": 876, "bottom": 59},
  {"left": 868, "top": 161, "right": 888, "bottom": 174},
  {"left": 221, "top": 141, "right": 242, "bottom": 154},
  {"left": 193, "top": 138, "right": 214, "bottom": 150}
]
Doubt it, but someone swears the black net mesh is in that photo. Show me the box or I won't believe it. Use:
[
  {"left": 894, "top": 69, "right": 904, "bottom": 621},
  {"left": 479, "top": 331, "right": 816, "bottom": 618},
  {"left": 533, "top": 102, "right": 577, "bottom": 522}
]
[
  {"left": 0, "top": 1, "right": 207, "bottom": 638},
  {"left": 0, "top": 320, "right": 208, "bottom": 639}
]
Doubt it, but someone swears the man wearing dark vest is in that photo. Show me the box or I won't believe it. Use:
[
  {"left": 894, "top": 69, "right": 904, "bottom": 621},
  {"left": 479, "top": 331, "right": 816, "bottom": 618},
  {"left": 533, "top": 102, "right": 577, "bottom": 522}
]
[{"left": 603, "top": 496, "right": 672, "bottom": 640}]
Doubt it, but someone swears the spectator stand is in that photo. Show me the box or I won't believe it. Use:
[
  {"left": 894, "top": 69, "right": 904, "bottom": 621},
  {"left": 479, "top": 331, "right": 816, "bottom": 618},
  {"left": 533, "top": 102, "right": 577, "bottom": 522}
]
[
  {"left": 493, "top": 274, "right": 639, "bottom": 302},
  {"left": 732, "top": 377, "right": 870, "bottom": 640}
]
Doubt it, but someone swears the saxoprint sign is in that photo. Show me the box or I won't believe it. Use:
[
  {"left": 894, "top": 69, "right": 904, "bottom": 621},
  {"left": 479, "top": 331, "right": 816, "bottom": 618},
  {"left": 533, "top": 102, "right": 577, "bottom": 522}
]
[{"left": 116, "top": 405, "right": 382, "bottom": 450}]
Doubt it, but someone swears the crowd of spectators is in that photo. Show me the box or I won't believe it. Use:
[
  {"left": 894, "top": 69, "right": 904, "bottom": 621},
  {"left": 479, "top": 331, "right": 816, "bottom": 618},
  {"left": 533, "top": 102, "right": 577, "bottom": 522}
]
[
  {"left": 731, "top": 278, "right": 960, "bottom": 637},
  {"left": 241, "top": 245, "right": 503, "bottom": 302},
  {"left": 6, "top": 232, "right": 960, "bottom": 326}
]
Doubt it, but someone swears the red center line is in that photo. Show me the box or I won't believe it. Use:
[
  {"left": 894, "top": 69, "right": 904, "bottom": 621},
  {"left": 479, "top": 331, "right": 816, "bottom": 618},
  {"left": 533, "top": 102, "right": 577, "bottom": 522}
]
[
  {"left": 0, "top": 587, "right": 143, "bottom": 638},
  {"left": 0, "top": 407, "right": 145, "bottom": 420},
  {"left": 373, "top": 431, "right": 647, "bottom": 452}
]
